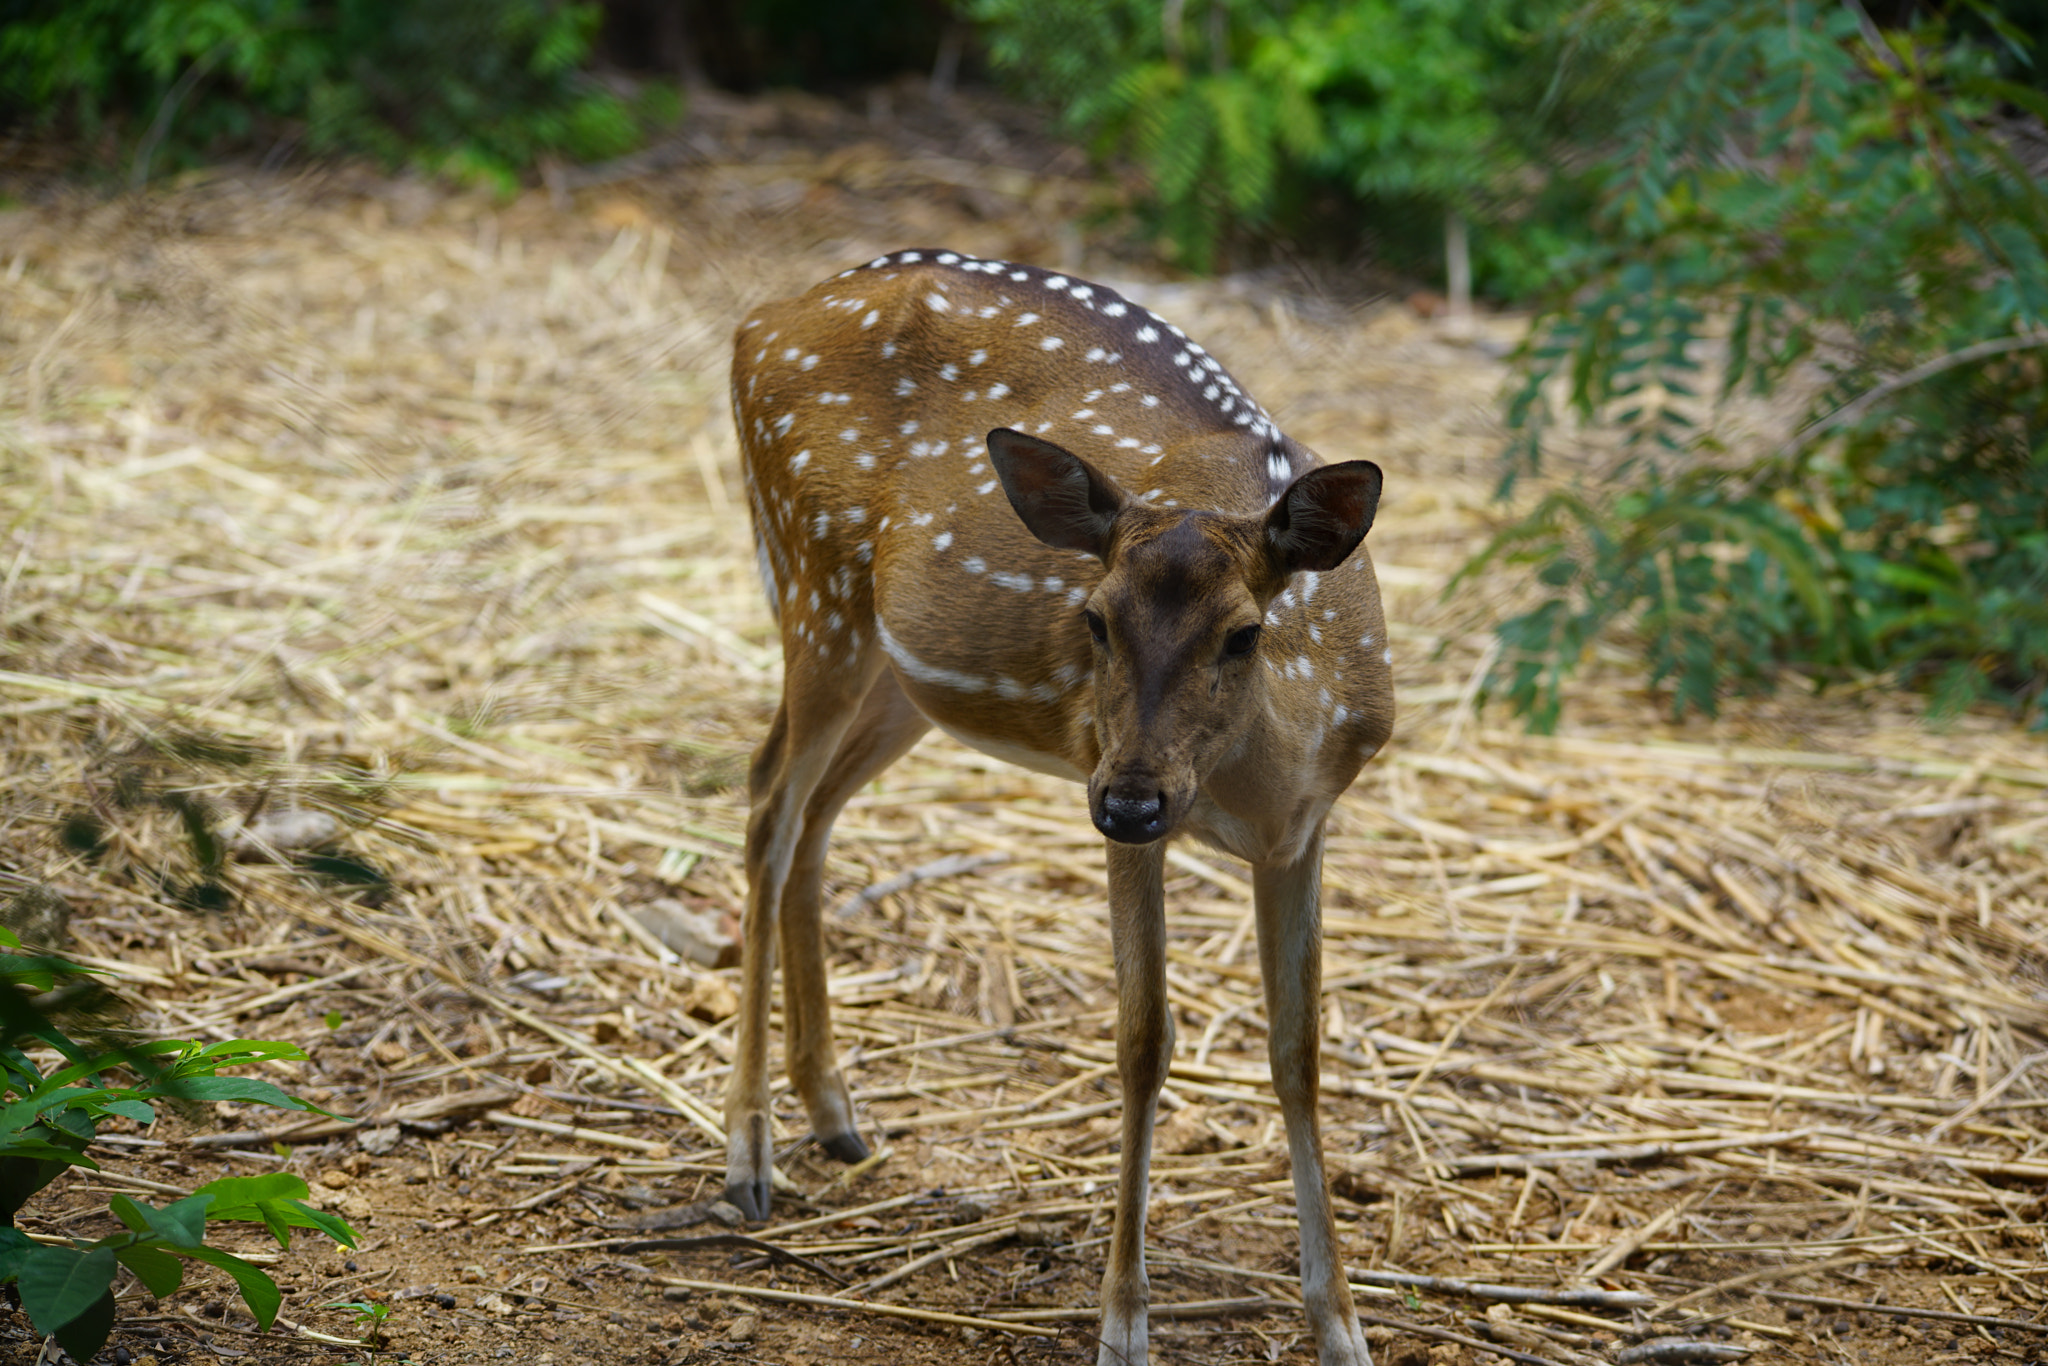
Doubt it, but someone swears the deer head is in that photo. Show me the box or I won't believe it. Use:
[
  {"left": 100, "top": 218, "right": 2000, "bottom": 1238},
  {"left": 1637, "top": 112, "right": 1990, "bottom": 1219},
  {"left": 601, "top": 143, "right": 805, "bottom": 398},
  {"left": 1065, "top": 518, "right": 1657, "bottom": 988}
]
[{"left": 987, "top": 426, "right": 1382, "bottom": 843}]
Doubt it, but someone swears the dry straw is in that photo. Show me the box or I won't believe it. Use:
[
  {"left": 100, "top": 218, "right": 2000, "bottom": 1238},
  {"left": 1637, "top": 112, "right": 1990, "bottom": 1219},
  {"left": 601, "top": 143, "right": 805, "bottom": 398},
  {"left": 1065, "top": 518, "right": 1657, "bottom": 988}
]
[{"left": 2, "top": 116, "right": 2045, "bottom": 1361}]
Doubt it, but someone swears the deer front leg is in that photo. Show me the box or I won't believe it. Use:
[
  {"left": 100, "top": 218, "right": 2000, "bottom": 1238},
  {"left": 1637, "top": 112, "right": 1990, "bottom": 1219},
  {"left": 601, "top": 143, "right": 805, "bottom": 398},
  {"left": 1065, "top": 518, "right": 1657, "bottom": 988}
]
[
  {"left": 724, "top": 664, "right": 875, "bottom": 1220},
  {"left": 1098, "top": 839, "right": 1171, "bottom": 1366},
  {"left": 724, "top": 703, "right": 794, "bottom": 1222},
  {"left": 776, "top": 674, "right": 929, "bottom": 1163},
  {"left": 1253, "top": 827, "right": 1373, "bottom": 1366}
]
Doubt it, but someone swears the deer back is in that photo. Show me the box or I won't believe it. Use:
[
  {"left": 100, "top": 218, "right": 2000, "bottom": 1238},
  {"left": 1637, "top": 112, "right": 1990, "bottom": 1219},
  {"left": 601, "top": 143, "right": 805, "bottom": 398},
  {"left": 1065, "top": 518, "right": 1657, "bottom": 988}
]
[{"left": 732, "top": 250, "right": 1393, "bottom": 861}]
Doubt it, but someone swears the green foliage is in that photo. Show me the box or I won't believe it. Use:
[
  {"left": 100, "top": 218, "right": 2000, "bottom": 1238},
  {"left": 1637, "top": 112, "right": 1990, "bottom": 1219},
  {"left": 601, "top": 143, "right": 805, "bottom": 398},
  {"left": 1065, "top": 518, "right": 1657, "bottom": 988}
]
[
  {"left": 0, "top": 929, "right": 355, "bottom": 1361},
  {"left": 0, "top": 0, "right": 663, "bottom": 188},
  {"left": 963, "top": 0, "right": 1638, "bottom": 276},
  {"left": 1476, "top": 0, "right": 2048, "bottom": 728}
]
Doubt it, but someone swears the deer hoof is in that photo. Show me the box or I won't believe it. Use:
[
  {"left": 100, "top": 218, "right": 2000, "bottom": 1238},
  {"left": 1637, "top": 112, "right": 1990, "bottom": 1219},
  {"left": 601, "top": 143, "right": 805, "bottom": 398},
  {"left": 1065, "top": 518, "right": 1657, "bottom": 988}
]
[
  {"left": 722, "top": 1174, "right": 771, "bottom": 1223},
  {"left": 819, "top": 1129, "right": 870, "bottom": 1164},
  {"left": 724, "top": 1116, "right": 774, "bottom": 1221}
]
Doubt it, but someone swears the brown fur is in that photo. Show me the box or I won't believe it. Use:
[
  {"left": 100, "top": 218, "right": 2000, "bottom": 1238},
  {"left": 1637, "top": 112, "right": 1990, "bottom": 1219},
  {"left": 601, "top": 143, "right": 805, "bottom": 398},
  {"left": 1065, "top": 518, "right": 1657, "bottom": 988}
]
[{"left": 725, "top": 250, "right": 1392, "bottom": 1366}]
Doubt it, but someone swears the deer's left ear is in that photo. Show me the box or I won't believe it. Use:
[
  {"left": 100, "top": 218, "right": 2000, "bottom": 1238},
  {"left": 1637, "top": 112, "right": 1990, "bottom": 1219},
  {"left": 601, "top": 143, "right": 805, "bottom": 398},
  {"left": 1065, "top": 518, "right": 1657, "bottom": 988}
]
[
  {"left": 1263, "top": 461, "right": 1382, "bottom": 575},
  {"left": 988, "top": 427, "right": 1129, "bottom": 559}
]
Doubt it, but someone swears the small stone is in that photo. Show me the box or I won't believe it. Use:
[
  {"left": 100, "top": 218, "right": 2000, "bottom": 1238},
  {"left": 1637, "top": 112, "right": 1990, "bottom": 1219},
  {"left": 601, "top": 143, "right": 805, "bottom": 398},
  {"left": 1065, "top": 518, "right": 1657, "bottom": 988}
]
[
  {"left": 318, "top": 1169, "right": 353, "bottom": 1190},
  {"left": 228, "top": 808, "right": 340, "bottom": 855},
  {"left": 949, "top": 1194, "right": 996, "bottom": 1225},
  {"left": 356, "top": 1125, "right": 402, "bottom": 1156},
  {"left": 1016, "top": 1217, "right": 1066, "bottom": 1246},
  {"left": 1155, "top": 1104, "right": 1222, "bottom": 1155},
  {"left": 728, "top": 1315, "right": 759, "bottom": 1343},
  {"left": 707, "top": 1200, "right": 745, "bottom": 1227},
  {"left": 633, "top": 899, "right": 741, "bottom": 969},
  {"left": 682, "top": 974, "right": 740, "bottom": 1023}
]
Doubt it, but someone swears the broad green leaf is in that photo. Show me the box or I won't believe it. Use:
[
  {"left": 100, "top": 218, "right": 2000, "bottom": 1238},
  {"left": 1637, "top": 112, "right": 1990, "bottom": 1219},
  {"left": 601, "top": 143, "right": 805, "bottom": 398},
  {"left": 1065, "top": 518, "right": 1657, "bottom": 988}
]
[
  {"left": 53, "top": 1286, "right": 116, "bottom": 1364},
  {"left": 112, "top": 1242, "right": 185, "bottom": 1297},
  {"left": 279, "top": 1199, "right": 359, "bottom": 1248},
  {"left": 157, "top": 1076, "right": 315, "bottom": 1111},
  {"left": 195, "top": 1173, "right": 312, "bottom": 1207},
  {"left": 15, "top": 1245, "right": 117, "bottom": 1335},
  {"left": 181, "top": 1246, "right": 283, "bottom": 1331},
  {"left": 109, "top": 1193, "right": 212, "bottom": 1248},
  {"left": 0, "top": 1223, "right": 36, "bottom": 1275}
]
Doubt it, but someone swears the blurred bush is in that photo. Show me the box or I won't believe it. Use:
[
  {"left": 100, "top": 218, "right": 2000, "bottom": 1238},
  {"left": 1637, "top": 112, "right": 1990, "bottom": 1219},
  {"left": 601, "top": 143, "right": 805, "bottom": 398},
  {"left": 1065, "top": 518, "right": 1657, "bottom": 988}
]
[
  {"left": 594, "top": 0, "right": 950, "bottom": 91},
  {"left": 0, "top": 0, "right": 667, "bottom": 189},
  {"left": 1470, "top": 0, "right": 2048, "bottom": 729},
  {"left": 961, "top": 0, "right": 1642, "bottom": 281}
]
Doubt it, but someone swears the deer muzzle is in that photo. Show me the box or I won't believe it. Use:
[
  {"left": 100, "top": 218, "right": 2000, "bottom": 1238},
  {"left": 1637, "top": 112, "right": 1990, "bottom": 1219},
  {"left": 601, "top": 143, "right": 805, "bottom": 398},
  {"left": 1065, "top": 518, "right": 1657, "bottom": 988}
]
[{"left": 1092, "top": 783, "right": 1174, "bottom": 844}]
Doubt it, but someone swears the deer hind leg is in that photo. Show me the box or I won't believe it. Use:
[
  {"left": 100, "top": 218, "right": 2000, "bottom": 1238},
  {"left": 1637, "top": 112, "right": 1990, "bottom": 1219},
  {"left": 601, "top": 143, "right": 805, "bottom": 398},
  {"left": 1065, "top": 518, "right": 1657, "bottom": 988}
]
[
  {"left": 1098, "top": 839, "right": 1170, "bottom": 1366},
  {"left": 725, "top": 651, "right": 890, "bottom": 1220},
  {"left": 1253, "top": 826, "right": 1373, "bottom": 1366},
  {"left": 776, "top": 670, "right": 928, "bottom": 1164}
]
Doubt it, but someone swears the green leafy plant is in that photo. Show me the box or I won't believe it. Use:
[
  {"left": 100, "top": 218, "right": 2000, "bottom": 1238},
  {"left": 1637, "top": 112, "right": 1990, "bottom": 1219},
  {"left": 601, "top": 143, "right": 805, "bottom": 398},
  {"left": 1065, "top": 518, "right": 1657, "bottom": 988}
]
[
  {"left": 0, "top": 0, "right": 663, "bottom": 190},
  {"left": 963, "top": 0, "right": 1638, "bottom": 277},
  {"left": 0, "top": 931, "right": 357, "bottom": 1361},
  {"left": 1471, "top": 0, "right": 2048, "bottom": 729},
  {"left": 327, "top": 1297, "right": 394, "bottom": 1357}
]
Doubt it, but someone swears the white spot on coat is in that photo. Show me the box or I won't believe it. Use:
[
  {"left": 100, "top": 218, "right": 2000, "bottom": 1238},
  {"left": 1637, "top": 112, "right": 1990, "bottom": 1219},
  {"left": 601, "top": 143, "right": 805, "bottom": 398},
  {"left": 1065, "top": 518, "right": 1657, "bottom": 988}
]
[{"left": 878, "top": 620, "right": 987, "bottom": 693}]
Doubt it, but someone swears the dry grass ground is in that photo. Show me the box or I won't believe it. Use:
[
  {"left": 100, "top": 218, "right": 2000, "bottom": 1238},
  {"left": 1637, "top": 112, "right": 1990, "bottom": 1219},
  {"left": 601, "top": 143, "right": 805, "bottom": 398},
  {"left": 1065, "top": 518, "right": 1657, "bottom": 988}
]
[{"left": 3, "top": 90, "right": 2048, "bottom": 1366}]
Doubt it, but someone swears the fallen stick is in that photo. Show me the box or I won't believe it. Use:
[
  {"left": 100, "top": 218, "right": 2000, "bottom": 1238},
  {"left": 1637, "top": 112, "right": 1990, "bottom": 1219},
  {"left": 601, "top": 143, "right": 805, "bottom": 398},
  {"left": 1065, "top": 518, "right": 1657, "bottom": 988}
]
[
  {"left": 1440, "top": 1129, "right": 1817, "bottom": 1173},
  {"left": 1662, "top": 1251, "right": 1907, "bottom": 1310},
  {"left": 1354, "top": 1311, "right": 1573, "bottom": 1366},
  {"left": 1692, "top": 1285, "right": 2048, "bottom": 1336},
  {"left": 985, "top": 1297, "right": 1272, "bottom": 1323},
  {"left": 1351, "top": 1269, "right": 1655, "bottom": 1311},
  {"left": 830, "top": 851, "right": 1006, "bottom": 918},
  {"left": 645, "top": 1275, "right": 1057, "bottom": 1337},
  {"left": 856, "top": 1225, "right": 1013, "bottom": 1295},
  {"left": 617, "top": 1233, "right": 849, "bottom": 1286},
  {"left": 1614, "top": 1341, "right": 1751, "bottom": 1364}
]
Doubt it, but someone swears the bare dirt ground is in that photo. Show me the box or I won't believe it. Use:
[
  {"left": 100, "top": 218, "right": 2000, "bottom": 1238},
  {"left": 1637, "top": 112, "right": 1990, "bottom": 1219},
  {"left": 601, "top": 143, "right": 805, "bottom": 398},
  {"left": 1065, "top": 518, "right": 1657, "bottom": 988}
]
[{"left": 3, "top": 85, "right": 2048, "bottom": 1366}]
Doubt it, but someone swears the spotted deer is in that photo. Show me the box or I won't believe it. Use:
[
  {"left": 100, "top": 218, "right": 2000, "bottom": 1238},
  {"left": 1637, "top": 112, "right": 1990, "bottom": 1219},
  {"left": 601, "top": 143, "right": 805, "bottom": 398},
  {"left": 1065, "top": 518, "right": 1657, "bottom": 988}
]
[{"left": 726, "top": 250, "right": 1392, "bottom": 1366}]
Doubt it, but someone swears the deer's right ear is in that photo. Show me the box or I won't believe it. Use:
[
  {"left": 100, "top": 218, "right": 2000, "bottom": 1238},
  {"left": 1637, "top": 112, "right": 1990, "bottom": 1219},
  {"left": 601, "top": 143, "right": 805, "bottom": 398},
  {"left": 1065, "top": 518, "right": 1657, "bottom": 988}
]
[
  {"left": 987, "top": 428, "right": 1128, "bottom": 559},
  {"left": 1263, "top": 460, "right": 1383, "bottom": 576}
]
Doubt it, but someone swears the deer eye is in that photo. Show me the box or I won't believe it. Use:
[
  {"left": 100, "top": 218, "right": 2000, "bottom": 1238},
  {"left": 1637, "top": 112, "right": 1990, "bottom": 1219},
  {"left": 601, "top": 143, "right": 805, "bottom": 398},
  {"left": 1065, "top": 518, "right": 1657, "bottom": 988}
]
[
  {"left": 1084, "top": 610, "right": 1108, "bottom": 645},
  {"left": 1223, "top": 623, "right": 1261, "bottom": 659}
]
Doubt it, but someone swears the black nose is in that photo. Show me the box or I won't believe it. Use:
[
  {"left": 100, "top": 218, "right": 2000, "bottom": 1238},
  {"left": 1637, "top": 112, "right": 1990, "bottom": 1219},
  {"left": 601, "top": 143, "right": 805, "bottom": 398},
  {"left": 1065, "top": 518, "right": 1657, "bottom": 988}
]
[{"left": 1095, "top": 791, "right": 1169, "bottom": 844}]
